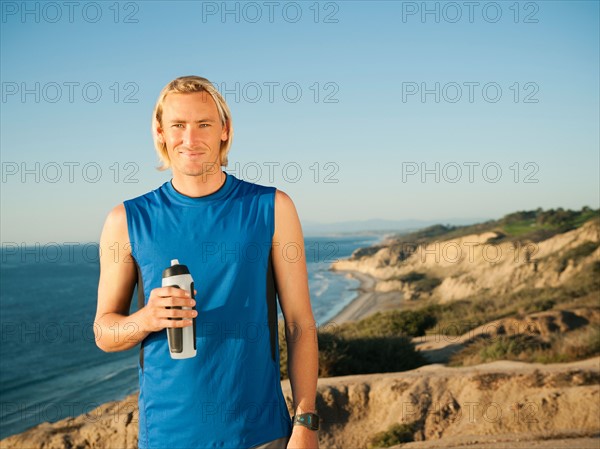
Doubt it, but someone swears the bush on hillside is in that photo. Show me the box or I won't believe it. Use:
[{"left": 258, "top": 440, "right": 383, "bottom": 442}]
[
  {"left": 278, "top": 321, "right": 427, "bottom": 379},
  {"left": 337, "top": 308, "right": 437, "bottom": 339},
  {"left": 368, "top": 422, "right": 416, "bottom": 448}
]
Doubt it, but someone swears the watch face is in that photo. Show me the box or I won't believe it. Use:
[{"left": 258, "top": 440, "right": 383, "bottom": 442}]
[{"left": 294, "top": 413, "right": 319, "bottom": 430}]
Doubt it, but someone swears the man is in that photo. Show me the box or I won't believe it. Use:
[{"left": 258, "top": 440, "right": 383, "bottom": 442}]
[{"left": 94, "top": 76, "right": 319, "bottom": 449}]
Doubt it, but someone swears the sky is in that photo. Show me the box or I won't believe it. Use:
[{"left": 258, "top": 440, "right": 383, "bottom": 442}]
[{"left": 1, "top": 0, "right": 599, "bottom": 244}]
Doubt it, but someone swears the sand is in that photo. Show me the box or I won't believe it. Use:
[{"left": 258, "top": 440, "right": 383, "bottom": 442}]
[{"left": 328, "top": 270, "right": 403, "bottom": 324}]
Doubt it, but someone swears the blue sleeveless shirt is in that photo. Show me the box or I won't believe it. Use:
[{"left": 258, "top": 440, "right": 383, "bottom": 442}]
[{"left": 123, "top": 172, "right": 292, "bottom": 449}]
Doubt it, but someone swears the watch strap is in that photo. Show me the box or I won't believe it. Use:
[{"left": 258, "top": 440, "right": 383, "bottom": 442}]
[{"left": 292, "top": 412, "right": 320, "bottom": 431}]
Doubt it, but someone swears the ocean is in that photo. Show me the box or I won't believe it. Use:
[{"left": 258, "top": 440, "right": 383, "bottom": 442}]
[{"left": 0, "top": 234, "right": 383, "bottom": 440}]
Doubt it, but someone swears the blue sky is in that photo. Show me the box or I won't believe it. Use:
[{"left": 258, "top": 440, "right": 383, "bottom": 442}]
[{"left": 1, "top": 0, "right": 599, "bottom": 244}]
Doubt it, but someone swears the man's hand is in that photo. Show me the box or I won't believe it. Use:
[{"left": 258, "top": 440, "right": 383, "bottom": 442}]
[
  {"left": 140, "top": 287, "right": 198, "bottom": 332},
  {"left": 286, "top": 426, "right": 319, "bottom": 449}
]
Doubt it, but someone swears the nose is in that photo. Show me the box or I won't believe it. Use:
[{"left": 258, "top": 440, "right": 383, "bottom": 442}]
[{"left": 182, "top": 126, "right": 201, "bottom": 147}]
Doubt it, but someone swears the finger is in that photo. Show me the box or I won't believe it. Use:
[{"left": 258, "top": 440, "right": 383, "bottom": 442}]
[
  {"left": 157, "top": 286, "right": 191, "bottom": 298},
  {"left": 164, "top": 318, "right": 194, "bottom": 328},
  {"left": 164, "top": 297, "right": 196, "bottom": 308},
  {"left": 164, "top": 308, "right": 198, "bottom": 319},
  {"left": 153, "top": 292, "right": 194, "bottom": 308}
]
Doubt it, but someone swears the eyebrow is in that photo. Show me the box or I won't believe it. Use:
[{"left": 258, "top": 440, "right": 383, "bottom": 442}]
[{"left": 167, "top": 118, "right": 216, "bottom": 124}]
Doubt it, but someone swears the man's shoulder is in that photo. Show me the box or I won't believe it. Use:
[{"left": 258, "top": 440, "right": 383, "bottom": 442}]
[
  {"left": 232, "top": 174, "right": 277, "bottom": 196},
  {"left": 123, "top": 182, "right": 167, "bottom": 206},
  {"left": 230, "top": 175, "right": 296, "bottom": 210}
]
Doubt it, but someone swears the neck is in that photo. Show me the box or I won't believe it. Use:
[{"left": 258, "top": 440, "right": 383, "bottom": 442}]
[{"left": 171, "top": 169, "right": 226, "bottom": 198}]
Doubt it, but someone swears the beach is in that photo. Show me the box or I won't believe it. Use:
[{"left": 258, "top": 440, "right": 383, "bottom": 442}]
[{"left": 327, "top": 269, "right": 403, "bottom": 324}]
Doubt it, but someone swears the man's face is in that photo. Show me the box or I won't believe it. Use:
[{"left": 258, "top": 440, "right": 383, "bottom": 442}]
[{"left": 158, "top": 91, "right": 228, "bottom": 177}]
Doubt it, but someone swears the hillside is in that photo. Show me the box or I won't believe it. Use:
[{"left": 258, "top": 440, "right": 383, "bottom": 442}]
[{"left": 332, "top": 208, "right": 599, "bottom": 305}]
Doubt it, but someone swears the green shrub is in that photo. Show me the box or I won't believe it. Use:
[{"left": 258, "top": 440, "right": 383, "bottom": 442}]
[
  {"left": 478, "top": 334, "right": 550, "bottom": 361},
  {"left": 320, "top": 335, "right": 427, "bottom": 377},
  {"left": 449, "top": 325, "right": 600, "bottom": 367},
  {"left": 525, "top": 298, "right": 555, "bottom": 313},
  {"left": 338, "top": 308, "right": 438, "bottom": 339},
  {"left": 448, "top": 334, "right": 536, "bottom": 367},
  {"left": 533, "top": 325, "right": 600, "bottom": 364},
  {"left": 413, "top": 276, "right": 442, "bottom": 293},
  {"left": 399, "top": 271, "right": 425, "bottom": 283},
  {"left": 368, "top": 422, "right": 415, "bottom": 448},
  {"left": 278, "top": 321, "right": 427, "bottom": 379},
  {"left": 387, "top": 271, "right": 441, "bottom": 295}
]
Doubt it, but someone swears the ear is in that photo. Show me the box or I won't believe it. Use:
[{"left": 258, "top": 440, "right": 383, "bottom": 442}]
[
  {"left": 221, "top": 120, "right": 229, "bottom": 142},
  {"left": 153, "top": 116, "right": 165, "bottom": 144}
]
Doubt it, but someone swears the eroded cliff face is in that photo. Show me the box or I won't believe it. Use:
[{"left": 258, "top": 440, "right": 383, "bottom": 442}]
[
  {"left": 311, "top": 358, "right": 600, "bottom": 449},
  {"left": 2, "top": 357, "right": 598, "bottom": 449},
  {"left": 331, "top": 220, "right": 600, "bottom": 303}
]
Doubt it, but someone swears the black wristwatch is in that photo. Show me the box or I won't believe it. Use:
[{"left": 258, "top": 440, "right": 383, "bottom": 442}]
[{"left": 292, "top": 412, "right": 320, "bottom": 431}]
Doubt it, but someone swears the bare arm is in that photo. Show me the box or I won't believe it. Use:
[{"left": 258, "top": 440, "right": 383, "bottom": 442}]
[
  {"left": 94, "top": 204, "right": 197, "bottom": 352},
  {"left": 272, "top": 190, "right": 319, "bottom": 447}
]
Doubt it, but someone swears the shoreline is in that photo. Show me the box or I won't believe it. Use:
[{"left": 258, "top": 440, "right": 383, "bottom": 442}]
[
  {"left": 325, "top": 232, "right": 402, "bottom": 324},
  {"left": 326, "top": 269, "right": 403, "bottom": 324}
]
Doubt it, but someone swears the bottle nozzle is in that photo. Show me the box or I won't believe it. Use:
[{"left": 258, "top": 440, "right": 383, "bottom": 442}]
[{"left": 171, "top": 259, "right": 179, "bottom": 266}]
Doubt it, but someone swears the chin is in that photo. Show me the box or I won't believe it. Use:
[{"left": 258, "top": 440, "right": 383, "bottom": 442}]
[
  {"left": 187, "top": 164, "right": 219, "bottom": 177},
  {"left": 181, "top": 169, "right": 207, "bottom": 177}
]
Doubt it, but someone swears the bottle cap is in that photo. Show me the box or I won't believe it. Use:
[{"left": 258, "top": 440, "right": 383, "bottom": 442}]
[{"left": 162, "top": 259, "right": 190, "bottom": 278}]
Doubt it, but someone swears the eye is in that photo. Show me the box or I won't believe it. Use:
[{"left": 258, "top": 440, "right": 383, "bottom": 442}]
[
  {"left": 172, "top": 124, "right": 184, "bottom": 128},
  {"left": 199, "top": 123, "right": 209, "bottom": 128}
]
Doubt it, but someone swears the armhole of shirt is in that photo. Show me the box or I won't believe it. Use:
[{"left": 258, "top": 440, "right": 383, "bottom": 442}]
[
  {"left": 123, "top": 199, "right": 145, "bottom": 371},
  {"left": 269, "top": 187, "right": 277, "bottom": 240},
  {"left": 122, "top": 200, "right": 136, "bottom": 261},
  {"left": 135, "top": 259, "right": 146, "bottom": 372},
  {"left": 267, "top": 187, "right": 278, "bottom": 363}
]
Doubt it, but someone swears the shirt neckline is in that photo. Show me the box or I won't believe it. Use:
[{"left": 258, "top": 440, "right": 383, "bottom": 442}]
[{"left": 163, "top": 171, "right": 235, "bottom": 205}]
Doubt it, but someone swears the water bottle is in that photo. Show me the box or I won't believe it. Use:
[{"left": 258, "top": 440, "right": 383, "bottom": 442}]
[{"left": 161, "top": 259, "right": 197, "bottom": 359}]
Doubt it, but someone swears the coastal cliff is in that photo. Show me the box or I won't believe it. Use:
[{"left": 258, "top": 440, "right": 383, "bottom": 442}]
[
  {"left": 2, "top": 210, "right": 598, "bottom": 448},
  {"left": 1, "top": 356, "right": 598, "bottom": 449},
  {"left": 331, "top": 217, "right": 599, "bottom": 304}
]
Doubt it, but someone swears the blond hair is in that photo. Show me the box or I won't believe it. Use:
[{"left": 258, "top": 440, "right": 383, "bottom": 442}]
[{"left": 152, "top": 76, "right": 233, "bottom": 170}]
